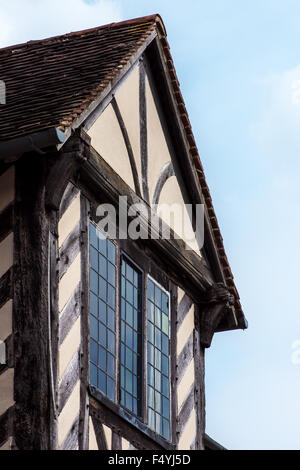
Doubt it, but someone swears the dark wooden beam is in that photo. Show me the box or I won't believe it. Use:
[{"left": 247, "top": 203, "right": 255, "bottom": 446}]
[
  {"left": 59, "top": 221, "right": 80, "bottom": 281},
  {"left": 59, "top": 285, "right": 81, "bottom": 346},
  {"left": 139, "top": 60, "right": 150, "bottom": 204},
  {"left": 79, "top": 195, "right": 90, "bottom": 450},
  {"left": 61, "top": 416, "right": 79, "bottom": 450},
  {"left": 194, "top": 306, "right": 205, "bottom": 450},
  {"left": 13, "top": 152, "right": 51, "bottom": 449},
  {"left": 89, "top": 392, "right": 173, "bottom": 450},
  {"left": 58, "top": 351, "right": 80, "bottom": 414},
  {"left": 111, "top": 97, "right": 142, "bottom": 199}
]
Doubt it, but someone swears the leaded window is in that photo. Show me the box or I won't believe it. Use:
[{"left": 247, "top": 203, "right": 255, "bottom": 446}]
[
  {"left": 120, "top": 256, "right": 142, "bottom": 416},
  {"left": 147, "top": 278, "right": 171, "bottom": 440},
  {"left": 89, "top": 222, "right": 116, "bottom": 401},
  {"left": 89, "top": 222, "right": 172, "bottom": 443}
]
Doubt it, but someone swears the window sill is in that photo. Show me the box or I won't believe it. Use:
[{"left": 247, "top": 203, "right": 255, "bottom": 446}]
[{"left": 89, "top": 385, "right": 175, "bottom": 451}]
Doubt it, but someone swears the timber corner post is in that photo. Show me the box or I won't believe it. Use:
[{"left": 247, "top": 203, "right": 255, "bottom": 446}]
[{"left": 13, "top": 152, "right": 52, "bottom": 449}]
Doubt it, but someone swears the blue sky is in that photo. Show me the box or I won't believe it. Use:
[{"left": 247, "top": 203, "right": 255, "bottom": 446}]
[{"left": 1, "top": 0, "right": 300, "bottom": 450}]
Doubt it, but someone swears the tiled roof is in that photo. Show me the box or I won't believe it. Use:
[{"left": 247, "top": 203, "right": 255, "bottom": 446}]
[{"left": 0, "top": 14, "right": 245, "bottom": 328}]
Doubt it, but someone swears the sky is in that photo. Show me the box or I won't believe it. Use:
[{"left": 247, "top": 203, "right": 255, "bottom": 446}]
[{"left": 1, "top": 0, "right": 300, "bottom": 450}]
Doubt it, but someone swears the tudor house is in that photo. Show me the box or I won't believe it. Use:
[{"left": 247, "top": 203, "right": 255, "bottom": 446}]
[{"left": 0, "top": 15, "right": 247, "bottom": 451}]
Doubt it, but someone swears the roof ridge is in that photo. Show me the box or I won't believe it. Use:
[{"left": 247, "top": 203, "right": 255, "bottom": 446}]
[{"left": 0, "top": 14, "right": 163, "bottom": 54}]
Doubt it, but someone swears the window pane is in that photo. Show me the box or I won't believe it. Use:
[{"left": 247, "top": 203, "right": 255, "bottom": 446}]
[
  {"left": 90, "top": 246, "right": 98, "bottom": 271},
  {"left": 148, "top": 321, "right": 154, "bottom": 345},
  {"left": 126, "top": 303, "right": 133, "bottom": 326},
  {"left": 90, "top": 269, "right": 98, "bottom": 295},
  {"left": 99, "top": 300, "right": 106, "bottom": 324},
  {"left": 99, "top": 347, "right": 106, "bottom": 371},
  {"left": 155, "top": 327, "right": 161, "bottom": 349},
  {"left": 148, "top": 408, "right": 155, "bottom": 431},
  {"left": 148, "top": 364, "right": 154, "bottom": 387},
  {"left": 148, "top": 386, "right": 155, "bottom": 408},
  {"left": 162, "top": 419, "right": 170, "bottom": 440},
  {"left": 120, "top": 257, "right": 142, "bottom": 417},
  {"left": 162, "top": 293, "right": 169, "bottom": 316},
  {"left": 99, "top": 278, "right": 107, "bottom": 301},
  {"left": 90, "top": 363, "right": 97, "bottom": 387},
  {"left": 107, "top": 352, "right": 115, "bottom": 377},
  {"left": 99, "top": 325, "right": 106, "bottom": 348},
  {"left": 162, "top": 375, "right": 170, "bottom": 398},
  {"left": 99, "top": 255, "right": 107, "bottom": 278},
  {"left": 155, "top": 413, "right": 161, "bottom": 435},
  {"left": 99, "top": 370, "right": 106, "bottom": 393},
  {"left": 107, "top": 285, "right": 115, "bottom": 309},
  {"left": 126, "top": 347, "right": 133, "bottom": 370},
  {"left": 155, "top": 285, "right": 161, "bottom": 307},
  {"left": 107, "top": 240, "right": 115, "bottom": 264},
  {"left": 90, "top": 224, "right": 98, "bottom": 249},
  {"left": 89, "top": 223, "right": 116, "bottom": 401},
  {"left": 108, "top": 263, "right": 115, "bottom": 286},
  {"left": 99, "top": 237, "right": 106, "bottom": 256},
  {"left": 148, "top": 280, "right": 155, "bottom": 303},
  {"left": 107, "top": 306, "right": 115, "bottom": 331},
  {"left": 162, "top": 313, "right": 168, "bottom": 335},
  {"left": 126, "top": 264, "right": 133, "bottom": 283},
  {"left": 147, "top": 300, "right": 154, "bottom": 322},
  {"left": 162, "top": 334, "right": 168, "bottom": 355},
  {"left": 148, "top": 343, "right": 154, "bottom": 365},
  {"left": 90, "top": 292, "right": 98, "bottom": 317},
  {"left": 107, "top": 377, "right": 115, "bottom": 401},
  {"left": 90, "top": 315, "right": 98, "bottom": 341},
  {"left": 107, "top": 331, "right": 115, "bottom": 355},
  {"left": 155, "top": 391, "right": 161, "bottom": 413},
  {"left": 155, "top": 348, "right": 161, "bottom": 370},
  {"left": 126, "top": 280, "right": 133, "bottom": 304},
  {"left": 155, "top": 370, "right": 161, "bottom": 392},
  {"left": 155, "top": 307, "right": 161, "bottom": 328},
  {"left": 162, "top": 354, "right": 169, "bottom": 376},
  {"left": 147, "top": 278, "right": 171, "bottom": 441},
  {"left": 162, "top": 397, "right": 170, "bottom": 420},
  {"left": 90, "top": 339, "right": 98, "bottom": 364}
]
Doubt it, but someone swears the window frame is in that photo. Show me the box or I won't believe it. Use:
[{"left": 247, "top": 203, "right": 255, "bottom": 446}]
[
  {"left": 88, "top": 219, "right": 175, "bottom": 448},
  {"left": 146, "top": 274, "right": 171, "bottom": 440},
  {"left": 119, "top": 251, "right": 144, "bottom": 419}
]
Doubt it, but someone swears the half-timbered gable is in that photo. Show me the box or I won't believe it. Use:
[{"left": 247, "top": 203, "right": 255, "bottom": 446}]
[{"left": 0, "top": 14, "right": 247, "bottom": 451}]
